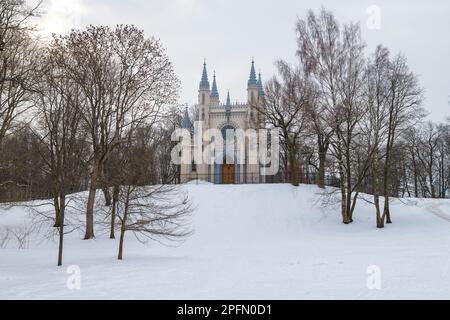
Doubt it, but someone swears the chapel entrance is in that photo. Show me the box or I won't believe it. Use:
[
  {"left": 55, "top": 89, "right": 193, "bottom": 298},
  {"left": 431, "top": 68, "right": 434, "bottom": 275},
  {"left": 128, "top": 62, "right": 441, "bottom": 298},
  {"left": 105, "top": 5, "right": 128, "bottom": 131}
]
[{"left": 222, "top": 164, "right": 235, "bottom": 184}]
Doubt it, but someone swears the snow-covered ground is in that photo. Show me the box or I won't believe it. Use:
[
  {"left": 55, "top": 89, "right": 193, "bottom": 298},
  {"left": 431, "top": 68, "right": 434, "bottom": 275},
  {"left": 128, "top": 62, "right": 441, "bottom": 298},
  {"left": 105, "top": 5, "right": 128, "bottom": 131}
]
[{"left": 1, "top": 183, "right": 450, "bottom": 300}]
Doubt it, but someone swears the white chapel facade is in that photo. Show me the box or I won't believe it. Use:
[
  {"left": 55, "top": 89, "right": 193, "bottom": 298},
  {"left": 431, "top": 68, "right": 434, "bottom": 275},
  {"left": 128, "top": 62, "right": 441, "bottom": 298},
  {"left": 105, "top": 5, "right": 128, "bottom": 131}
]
[{"left": 180, "top": 59, "right": 266, "bottom": 184}]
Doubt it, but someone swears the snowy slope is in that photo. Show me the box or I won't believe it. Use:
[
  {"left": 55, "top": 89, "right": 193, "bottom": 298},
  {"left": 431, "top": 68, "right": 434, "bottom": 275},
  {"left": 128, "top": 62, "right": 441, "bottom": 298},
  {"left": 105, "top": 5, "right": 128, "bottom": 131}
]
[{"left": 1, "top": 183, "right": 450, "bottom": 299}]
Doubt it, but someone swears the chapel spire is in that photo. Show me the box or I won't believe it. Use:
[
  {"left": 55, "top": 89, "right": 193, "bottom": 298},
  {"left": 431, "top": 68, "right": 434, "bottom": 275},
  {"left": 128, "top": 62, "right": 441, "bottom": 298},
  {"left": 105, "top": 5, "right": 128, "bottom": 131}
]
[
  {"left": 248, "top": 57, "right": 258, "bottom": 87},
  {"left": 199, "top": 60, "right": 211, "bottom": 106},
  {"left": 182, "top": 107, "right": 190, "bottom": 129},
  {"left": 257, "top": 71, "right": 265, "bottom": 97},
  {"left": 211, "top": 71, "right": 219, "bottom": 99},
  {"left": 199, "top": 59, "right": 210, "bottom": 90},
  {"left": 226, "top": 90, "right": 231, "bottom": 108}
]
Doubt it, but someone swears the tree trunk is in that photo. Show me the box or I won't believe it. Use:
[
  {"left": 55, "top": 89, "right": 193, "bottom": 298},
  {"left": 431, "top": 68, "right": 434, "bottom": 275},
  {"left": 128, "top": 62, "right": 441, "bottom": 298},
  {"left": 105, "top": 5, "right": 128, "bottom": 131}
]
[
  {"left": 100, "top": 163, "right": 111, "bottom": 206},
  {"left": 118, "top": 225, "right": 125, "bottom": 260},
  {"left": 383, "top": 108, "right": 394, "bottom": 224},
  {"left": 341, "top": 186, "right": 349, "bottom": 223},
  {"left": 317, "top": 142, "right": 327, "bottom": 189},
  {"left": 383, "top": 157, "right": 392, "bottom": 224},
  {"left": 373, "top": 163, "right": 384, "bottom": 228},
  {"left": 339, "top": 167, "right": 349, "bottom": 223},
  {"left": 103, "top": 187, "right": 111, "bottom": 206},
  {"left": 84, "top": 166, "right": 98, "bottom": 240},
  {"left": 412, "top": 152, "right": 419, "bottom": 197},
  {"left": 289, "top": 146, "right": 299, "bottom": 187},
  {"left": 337, "top": 148, "right": 349, "bottom": 224},
  {"left": 383, "top": 195, "right": 392, "bottom": 224},
  {"left": 57, "top": 195, "right": 65, "bottom": 266},
  {"left": 110, "top": 185, "right": 119, "bottom": 239},
  {"left": 345, "top": 132, "right": 353, "bottom": 223},
  {"left": 53, "top": 195, "right": 61, "bottom": 228},
  {"left": 118, "top": 188, "right": 130, "bottom": 260},
  {"left": 349, "top": 191, "right": 358, "bottom": 222},
  {"left": 374, "top": 194, "right": 384, "bottom": 228}
]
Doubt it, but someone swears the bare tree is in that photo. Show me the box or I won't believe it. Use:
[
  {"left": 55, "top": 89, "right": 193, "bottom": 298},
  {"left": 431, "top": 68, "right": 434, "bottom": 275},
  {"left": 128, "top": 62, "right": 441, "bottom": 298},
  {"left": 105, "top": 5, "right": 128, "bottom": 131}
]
[
  {"left": 116, "top": 184, "right": 192, "bottom": 260},
  {"left": 0, "top": 0, "right": 41, "bottom": 146},
  {"left": 259, "top": 61, "right": 311, "bottom": 186},
  {"left": 105, "top": 107, "right": 183, "bottom": 239},
  {"left": 332, "top": 22, "right": 367, "bottom": 223},
  {"left": 50, "top": 25, "right": 179, "bottom": 239},
  {"left": 381, "top": 54, "right": 424, "bottom": 223},
  {"left": 32, "top": 47, "right": 84, "bottom": 266},
  {"left": 113, "top": 131, "right": 192, "bottom": 260},
  {"left": 296, "top": 8, "right": 341, "bottom": 189},
  {"left": 364, "top": 46, "right": 391, "bottom": 228}
]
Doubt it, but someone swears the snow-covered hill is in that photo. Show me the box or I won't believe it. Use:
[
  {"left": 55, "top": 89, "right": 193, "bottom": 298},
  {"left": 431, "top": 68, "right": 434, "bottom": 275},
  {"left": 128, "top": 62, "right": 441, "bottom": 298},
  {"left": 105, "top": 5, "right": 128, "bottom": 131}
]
[{"left": 1, "top": 183, "right": 450, "bottom": 299}]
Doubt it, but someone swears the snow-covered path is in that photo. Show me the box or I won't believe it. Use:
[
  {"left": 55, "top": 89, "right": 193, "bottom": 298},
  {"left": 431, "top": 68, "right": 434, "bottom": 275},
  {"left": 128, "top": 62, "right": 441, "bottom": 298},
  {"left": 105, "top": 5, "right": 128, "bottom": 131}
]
[{"left": 1, "top": 184, "right": 450, "bottom": 299}]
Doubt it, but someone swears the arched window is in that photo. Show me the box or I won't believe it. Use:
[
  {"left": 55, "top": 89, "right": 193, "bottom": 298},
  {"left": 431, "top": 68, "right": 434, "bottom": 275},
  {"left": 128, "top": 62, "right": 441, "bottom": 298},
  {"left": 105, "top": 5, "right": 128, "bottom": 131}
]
[
  {"left": 221, "top": 125, "right": 235, "bottom": 139},
  {"left": 202, "top": 93, "right": 205, "bottom": 105}
]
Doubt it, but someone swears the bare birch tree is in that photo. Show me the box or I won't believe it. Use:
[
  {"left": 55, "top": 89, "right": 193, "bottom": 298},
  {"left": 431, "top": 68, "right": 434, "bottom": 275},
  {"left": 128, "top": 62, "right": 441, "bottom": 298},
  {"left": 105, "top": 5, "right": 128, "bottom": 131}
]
[
  {"left": 381, "top": 54, "right": 424, "bottom": 223},
  {"left": 296, "top": 8, "right": 341, "bottom": 189}
]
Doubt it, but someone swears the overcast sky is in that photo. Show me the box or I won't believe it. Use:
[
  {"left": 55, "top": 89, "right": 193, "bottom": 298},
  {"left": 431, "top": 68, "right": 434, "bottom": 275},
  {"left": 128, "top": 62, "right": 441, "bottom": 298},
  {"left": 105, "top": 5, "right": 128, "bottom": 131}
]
[{"left": 36, "top": 0, "right": 450, "bottom": 121}]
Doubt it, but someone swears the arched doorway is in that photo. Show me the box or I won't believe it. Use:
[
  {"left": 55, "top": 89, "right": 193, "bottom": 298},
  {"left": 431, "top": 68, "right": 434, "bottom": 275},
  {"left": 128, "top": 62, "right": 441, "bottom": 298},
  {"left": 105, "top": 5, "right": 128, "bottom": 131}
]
[
  {"left": 222, "top": 163, "right": 235, "bottom": 184},
  {"left": 219, "top": 124, "right": 239, "bottom": 184}
]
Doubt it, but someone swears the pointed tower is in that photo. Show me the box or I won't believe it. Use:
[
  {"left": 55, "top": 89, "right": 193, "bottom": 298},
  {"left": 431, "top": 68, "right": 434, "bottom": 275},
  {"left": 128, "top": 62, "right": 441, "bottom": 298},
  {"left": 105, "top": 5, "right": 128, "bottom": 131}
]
[
  {"left": 182, "top": 106, "right": 191, "bottom": 129},
  {"left": 247, "top": 58, "right": 259, "bottom": 126},
  {"left": 198, "top": 60, "right": 211, "bottom": 126},
  {"left": 225, "top": 91, "right": 231, "bottom": 110},
  {"left": 225, "top": 90, "right": 231, "bottom": 122},
  {"left": 247, "top": 58, "right": 258, "bottom": 106},
  {"left": 198, "top": 60, "right": 210, "bottom": 106},
  {"left": 257, "top": 72, "right": 265, "bottom": 99},
  {"left": 210, "top": 71, "right": 220, "bottom": 106}
]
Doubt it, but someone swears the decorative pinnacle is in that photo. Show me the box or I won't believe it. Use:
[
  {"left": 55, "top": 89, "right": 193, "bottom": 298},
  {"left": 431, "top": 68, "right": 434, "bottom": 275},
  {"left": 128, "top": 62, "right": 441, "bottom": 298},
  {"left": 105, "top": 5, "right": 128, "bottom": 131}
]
[
  {"left": 211, "top": 71, "right": 219, "bottom": 99},
  {"left": 248, "top": 58, "right": 258, "bottom": 87},
  {"left": 199, "top": 60, "right": 210, "bottom": 90}
]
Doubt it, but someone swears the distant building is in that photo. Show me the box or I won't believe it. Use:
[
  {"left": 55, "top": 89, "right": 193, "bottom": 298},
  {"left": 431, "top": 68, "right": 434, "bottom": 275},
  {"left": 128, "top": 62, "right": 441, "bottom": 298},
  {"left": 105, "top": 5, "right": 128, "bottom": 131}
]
[{"left": 181, "top": 59, "right": 266, "bottom": 184}]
